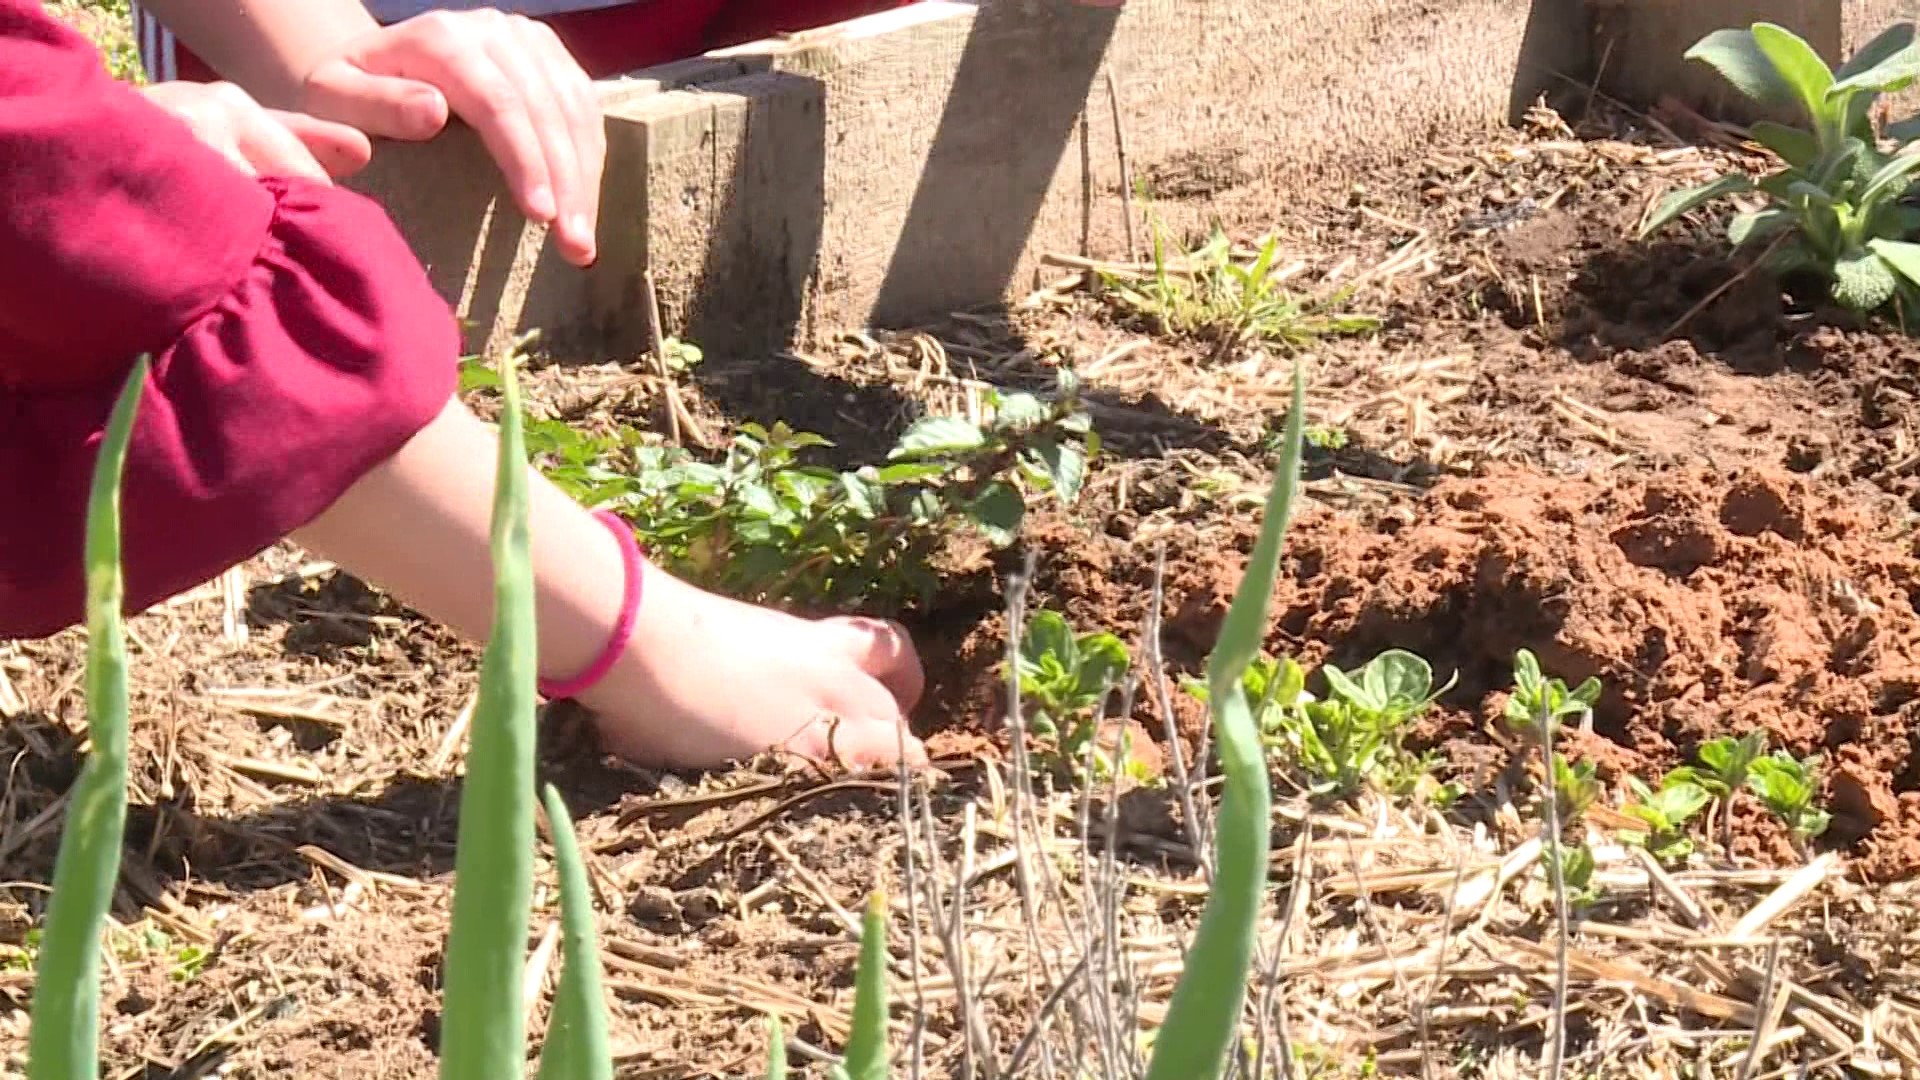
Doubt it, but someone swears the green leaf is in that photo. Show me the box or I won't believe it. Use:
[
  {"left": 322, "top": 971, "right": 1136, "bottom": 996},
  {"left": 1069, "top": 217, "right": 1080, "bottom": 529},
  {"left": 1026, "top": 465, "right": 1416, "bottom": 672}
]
[
  {"left": 1077, "top": 633, "right": 1132, "bottom": 698},
  {"left": 1870, "top": 238, "right": 1920, "bottom": 288},
  {"left": 439, "top": 346, "right": 541, "bottom": 1080},
  {"left": 1831, "top": 22, "right": 1920, "bottom": 96},
  {"left": 991, "top": 392, "right": 1049, "bottom": 430},
  {"left": 1862, "top": 150, "right": 1920, "bottom": 207},
  {"left": 459, "top": 358, "right": 504, "bottom": 392},
  {"left": 1365, "top": 650, "right": 1436, "bottom": 710},
  {"left": 535, "top": 785, "right": 612, "bottom": 1080},
  {"left": 1143, "top": 366, "right": 1299, "bottom": 1080},
  {"left": 764, "top": 1017, "right": 788, "bottom": 1080},
  {"left": 965, "top": 482, "right": 1025, "bottom": 546},
  {"left": 1019, "top": 610, "right": 1077, "bottom": 676},
  {"left": 889, "top": 416, "right": 988, "bottom": 460},
  {"left": 1832, "top": 248, "right": 1899, "bottom": 311},
  {"left": 1032, "top": 440, "right": 1087, "bottom": 505},
  {"left": 873, "top": 462, "right": 951, "bottom": 485},
  {"left": 1751, "top": 23, "right": 1837, "bottom": 124},
  {"left": 840, "top": 473, "right": 885, "bottom": 519},
  {"left": 26, "top": 358, "right": 146, "bottom": 1080},
  {"left": 840, "top": 892, "right": 891, "bottom": 1080},
  {"left": 1686, "top": 27, "right": 1800, "bottom": 109},
  {"left": 1639, "top": 174, "right": 1754, "bottom": 238},
  {"left": 1728, "top": 207, "right": 1795, "bottom": 248},
  {"left": 1748, "top": 121, "right": 1819, "bottom": 167}
]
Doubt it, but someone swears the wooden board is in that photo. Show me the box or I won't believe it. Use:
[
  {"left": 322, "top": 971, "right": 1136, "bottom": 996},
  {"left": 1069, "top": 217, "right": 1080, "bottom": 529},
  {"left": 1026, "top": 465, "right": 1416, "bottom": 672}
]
[
  {"left": 1589, "top": 0, "right": 1842, "bottom": 120},
  {"left": 349, "top": 0, "right": 1556, "bottom": 363}
]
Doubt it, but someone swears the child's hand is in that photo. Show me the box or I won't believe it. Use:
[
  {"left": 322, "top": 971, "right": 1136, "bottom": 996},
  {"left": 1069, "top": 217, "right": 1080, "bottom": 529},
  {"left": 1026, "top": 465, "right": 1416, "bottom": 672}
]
[
  {"left": 296, "top": 10, "right": 604, "bottom": 267},
  {"left": 142, "top": 81, "right": 372, "bottom": 183},
  {"left": 584, "top": 567, "right": 928, "bottom": 771}
]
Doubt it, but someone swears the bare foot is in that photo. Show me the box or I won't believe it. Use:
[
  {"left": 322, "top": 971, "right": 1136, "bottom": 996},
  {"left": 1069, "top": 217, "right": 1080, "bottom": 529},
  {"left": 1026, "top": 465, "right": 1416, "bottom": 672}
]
[{"left": 575, "top": 564, "right": 927, "bottom": 770}]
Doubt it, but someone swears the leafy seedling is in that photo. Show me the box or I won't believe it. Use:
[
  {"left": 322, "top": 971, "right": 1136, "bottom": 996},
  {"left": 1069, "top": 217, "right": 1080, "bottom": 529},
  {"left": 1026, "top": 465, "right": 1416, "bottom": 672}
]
[
  {"left": 1549, "top": 841, "right": 1602, "bottom": 907},
  {"left": 1102, "top": 225, "right": 1380, "bottom": 357},
  {"left": 1205, "top": 649, "right": 1451, "bottom": 800},
  {"left": 1640, "top": 21, "right": 1920, "bottom": 314},
  {"left": 466, "top": 364, "right": 1096, "bottom": 615},
  {"left": 1747, "top": 751, "right": 1833, "bottom": 853},
  {"left": 1621, "top": 776, "right": 1712, "bottom": 864},
  {"left": 1010, "top": 609, "right": 1136, "bottom": 778},
  {"left": 1505, "top": 649, "right": 1602, "bottom": 740},
  {"left": 1668, "top": 730, "right": 1768, "bottom": 852},
  {"left": 1551, "top": 753, "right": 1602, "bottom": 825}
]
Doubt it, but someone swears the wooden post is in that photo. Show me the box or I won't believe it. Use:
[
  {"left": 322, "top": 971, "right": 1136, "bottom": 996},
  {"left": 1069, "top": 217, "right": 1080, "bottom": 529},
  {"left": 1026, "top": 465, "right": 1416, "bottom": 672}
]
[{"left": 1589, "top": 0, "right": 1843, "bottom": 121}]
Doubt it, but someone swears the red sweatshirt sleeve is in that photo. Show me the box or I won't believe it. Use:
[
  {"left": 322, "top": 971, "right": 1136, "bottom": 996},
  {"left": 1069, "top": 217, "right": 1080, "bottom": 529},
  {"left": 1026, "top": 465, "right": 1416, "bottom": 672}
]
[
  {"left": 0, "top": 0, "right": 460, "bottom": 637},
  {"left": 0, "top": 0, "right": 277, "bottom": 389}
]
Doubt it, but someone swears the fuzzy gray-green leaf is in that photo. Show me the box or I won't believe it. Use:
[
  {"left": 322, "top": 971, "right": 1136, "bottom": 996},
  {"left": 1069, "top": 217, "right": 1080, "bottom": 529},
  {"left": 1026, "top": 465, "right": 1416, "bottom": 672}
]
[{"left": 1639, "top": 174, "right": 1754, "bottom": 238}]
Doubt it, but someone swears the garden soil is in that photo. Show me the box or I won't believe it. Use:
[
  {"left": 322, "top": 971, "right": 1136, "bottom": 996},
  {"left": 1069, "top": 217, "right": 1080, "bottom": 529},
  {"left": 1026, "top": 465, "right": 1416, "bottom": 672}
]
[{"left": 8, "top": 105, "right": 1920, "bottom": 1075}]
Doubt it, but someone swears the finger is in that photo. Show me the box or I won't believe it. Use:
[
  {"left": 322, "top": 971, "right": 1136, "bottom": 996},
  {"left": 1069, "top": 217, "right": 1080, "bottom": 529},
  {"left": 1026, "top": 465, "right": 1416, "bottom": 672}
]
[
  {"left": 521, "top": 18, "right": 603, "bottom": 264},
  {"left": 823, "top": 683, "right": 930, "bottom": 770},
  {"left": 356, "top": 13, "right": 558, "bottom": 222},
  {"left": 483, "top": 20, "right": 581, "bottom": 236},
  {"left": 301, "top": 60, "right": 450, "bottom": 142},
  {"left": 269, "top": 110, "right": 375, "bottom": 178},
  {"left": 828, "top": 617, "right": 926, "bottom": 713},
  {"left": 217, "top": 92, "right": 333, "bottom": 184}
]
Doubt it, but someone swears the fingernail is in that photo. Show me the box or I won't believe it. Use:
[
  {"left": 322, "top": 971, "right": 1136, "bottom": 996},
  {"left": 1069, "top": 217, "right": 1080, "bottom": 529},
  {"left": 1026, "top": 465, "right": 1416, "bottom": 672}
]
[
  {"left": 567, "top": 213, "right": 596, "bottom": 254},
  {"left": 528, "top": 185, "right": 558, "bottom": 221}
]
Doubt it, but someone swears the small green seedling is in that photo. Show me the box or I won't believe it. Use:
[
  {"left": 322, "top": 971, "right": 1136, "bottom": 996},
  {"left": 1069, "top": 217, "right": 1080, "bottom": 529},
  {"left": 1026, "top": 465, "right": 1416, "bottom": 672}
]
[
  {"left": 1202, "top": 649, "right": 1451, "bottom": 799},
  {"left": 1551, "top": 754, "right": 1602, "bottom": 824},
  {"left": 1010, "top": 609, "right": 1134, "bottom": 777},
  {"left": 1639, "top": 21, "right": 1920, "bottom": 313},
  {"left": 1621, "top": 776, "right": 1712, "bottom": 864},
  {"left": 1505, "top": 649, "right": 1602, "bottom": 739},
  {"left": 1102, "top": 225, "right": 1380, "bottom": 357},
  {"left": 1668, "top": 730, "right": 1768, "bottom": 852},
  {"left": 1747, "top": 751, "right": 1832, "bottom": 850},
  {"left": 1550, "top": 841, "right": 1602, "bottom": 907}
]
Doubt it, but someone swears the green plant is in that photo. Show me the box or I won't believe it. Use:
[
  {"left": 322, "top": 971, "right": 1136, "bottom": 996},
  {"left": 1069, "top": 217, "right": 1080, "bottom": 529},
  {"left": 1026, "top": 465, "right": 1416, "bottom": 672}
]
[
  {"left": 1187, "top": 650, "right": 1449, "bottom": 798},
  {"left": 1639, "top": 22, "right": 1920, "bottom": 313},
  {"left": 764, "top": 891, "right": 890, "bottom": 1080},
  {"left": 1621, "top": 776, "right": 1712, "bottom": 863},
  {"left": 1747, "top": 751, "right": 1833, "bottom": 848},
  {"left": 25, "top": 356, "right": 145, "bottom": 1080},
  {"left": 26, "top": 349, "right": 616, "bottom": 1079},
  {"left": 1551, "top": 753, "right": 1602, "bottom": 823},
  {"left": 1142, "top": 365, "right": 1303, "bottom": 1080},
  {"left": 1668, "top": 731, "right": 1768, "bottom": 851},
  {"left": 659, "top": 336, "right": 703, "bottom": 374},
  {"left": 1504, "top": 649, "right": 1602, "bottom": 739},
  {"left": 1102, "top": 225, "right": 1379, "bottom": 356},
  {"left": 1009, "top": 609, "right": 1144, "bottom": 778},
  {"left": 462, "top": 359, "right": 1094, "bottom": 615},
  {"left": 1550, "top": 841, "right": 1601, "bottom": 906},
  {"left": 439, "top": 348, "right": 612, "bottom": 1080}
]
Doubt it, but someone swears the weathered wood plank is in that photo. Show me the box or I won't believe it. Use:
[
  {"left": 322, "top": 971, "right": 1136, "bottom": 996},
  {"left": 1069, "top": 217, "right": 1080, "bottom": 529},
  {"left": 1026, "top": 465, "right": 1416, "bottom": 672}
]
[
  {"left": 349, "top": 0, "right": 1543, "bottom": 363},
  {"left": 1589, "top": 0, "right": 1841, "bottom": 120}
]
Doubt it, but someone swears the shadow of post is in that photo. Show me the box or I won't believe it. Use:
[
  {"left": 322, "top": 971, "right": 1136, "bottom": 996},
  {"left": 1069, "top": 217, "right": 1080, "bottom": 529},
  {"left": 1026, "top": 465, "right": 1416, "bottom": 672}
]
[{"left": 870, "top": 0, "right": 1121, "bottom": 326}]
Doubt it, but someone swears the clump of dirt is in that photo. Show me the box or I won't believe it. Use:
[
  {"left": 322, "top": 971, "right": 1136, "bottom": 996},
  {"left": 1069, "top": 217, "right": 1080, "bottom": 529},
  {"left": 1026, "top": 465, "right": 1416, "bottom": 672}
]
[
  {"left": 1278, "top": 465, "right": 1920, "bottom": 878},
  {"left": 928, "top": 465, "right": 1920, "bottom": 878}
]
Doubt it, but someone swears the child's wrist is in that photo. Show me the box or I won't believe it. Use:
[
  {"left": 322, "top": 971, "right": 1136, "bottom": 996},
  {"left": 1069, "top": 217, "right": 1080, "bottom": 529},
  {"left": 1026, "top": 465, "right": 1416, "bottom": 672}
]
[{"left": 538, "top": 509, "right": 643, "bottom": 701}]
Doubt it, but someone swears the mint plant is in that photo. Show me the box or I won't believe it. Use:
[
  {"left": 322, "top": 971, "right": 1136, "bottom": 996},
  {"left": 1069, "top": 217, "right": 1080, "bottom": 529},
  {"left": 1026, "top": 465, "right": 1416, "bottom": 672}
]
[
  {"left": 1639, "top": 22, "right": 1920, "bottom": 314},
  {"left": 463, "top": 360, "right": 1096, "bottom": 615},
  {"left": 1667, "top": 731, "right": 1768, "bottom": 852},
  {"left": 1010, "top": 609, "right": 1136, "bottom": 777},
  {"left": 1504, "top": 649, "right": 1602, "bottom": 739},
  {"left": 1191, "top": 649, "right": 1453, "bottom": 799},
  {"left": 1621, "top": 776, "right": 1712, "bottom": 864},
  {"left": 1746, "top": 751, "right": 1832, "bottom": 852}
]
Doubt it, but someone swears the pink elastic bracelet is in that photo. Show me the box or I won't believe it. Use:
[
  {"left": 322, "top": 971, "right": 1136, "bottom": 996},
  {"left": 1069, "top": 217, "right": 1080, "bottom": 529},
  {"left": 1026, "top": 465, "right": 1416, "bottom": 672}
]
[{"left": 539, "top": 510, "right": 644, "bottom": 701}]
